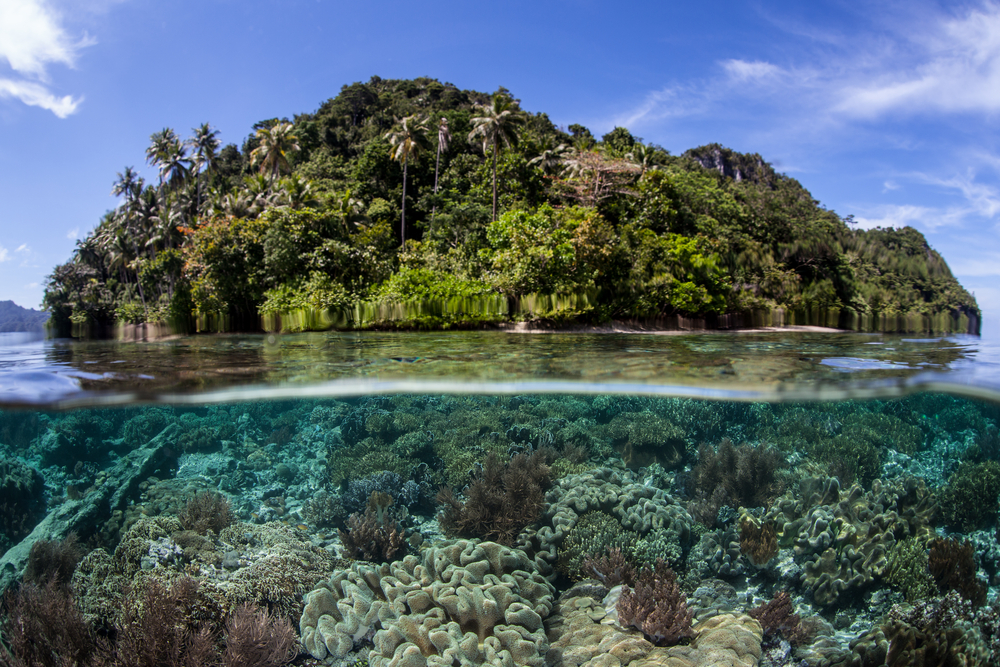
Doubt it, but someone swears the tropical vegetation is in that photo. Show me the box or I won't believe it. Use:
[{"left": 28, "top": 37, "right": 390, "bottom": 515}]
[{"left": 42, "top": 76, "right": 980, "bottom": 336}]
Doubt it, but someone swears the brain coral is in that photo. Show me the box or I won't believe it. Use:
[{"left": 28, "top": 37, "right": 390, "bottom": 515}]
[
  {"left": 519, "top": 468, "right": 693, "bottom": 581},
  {"left": 299, "top": 539, "right": 556, "bottom": 666}
]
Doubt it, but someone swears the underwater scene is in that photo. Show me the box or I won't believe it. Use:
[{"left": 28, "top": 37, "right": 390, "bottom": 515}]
[{"left": 3, "top": 331, "right": 1000, "bottom": 667}]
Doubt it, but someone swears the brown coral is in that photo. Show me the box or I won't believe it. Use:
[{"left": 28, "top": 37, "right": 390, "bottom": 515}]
[
  {"left": 748, "top": 591, "right": 808, "bottom": 646},
  {"left": 338, "top": 491, "right": 406, "bottom": 562},
  {"left": 687, "top": 439, "right": 786, "bottom": 527},
  {"left": 616, "top": 559, "right": 695, "bottom": 647},
  {"left": 222, "top": 603, "right": 298, "bottom": 667},
  {"left": 928, "top": 537, "right": 987, "bottom": 607},
  {"left": 437, "top": 448, "right": 554, "bottom": 545},
  {"left": 739, "top": 514, "right": 778, "bottom": 568},
  {"left": 580, "top": 546, "right": 636, "bottom": 588},
  {"left": 178, "top": 491, "right": 234, "bottom": 535}
]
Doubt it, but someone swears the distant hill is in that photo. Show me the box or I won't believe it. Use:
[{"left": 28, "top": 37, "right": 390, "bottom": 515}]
[{"left": 0, "top": 301, "right": 48, "bottom": 332}]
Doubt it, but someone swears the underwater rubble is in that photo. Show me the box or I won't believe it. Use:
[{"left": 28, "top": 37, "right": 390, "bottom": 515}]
[{"left": 1, "top": 392, "right": 1000, "bottom": 666}]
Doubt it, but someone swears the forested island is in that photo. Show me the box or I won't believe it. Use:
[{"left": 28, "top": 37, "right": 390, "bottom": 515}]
[
  {"left": 0, "top": 301, "right": 48, "bottom": 333},
  {"left": 42, "top": 76, "right": 980, "bottom": 337}
]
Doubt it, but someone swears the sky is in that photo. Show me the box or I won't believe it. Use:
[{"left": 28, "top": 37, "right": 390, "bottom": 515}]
[{"left": 1, "top": 0, "right": 999, "bottom": 336}]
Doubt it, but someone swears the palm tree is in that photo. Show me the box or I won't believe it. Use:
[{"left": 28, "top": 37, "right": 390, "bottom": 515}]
[
  {"left": 188, "top": 123, "right": 220, "bottom": 213},
  {"left": 468, "top": 94, "right": 524, "bottom": 221},
  {"left": 146, "top": 128, "right": 189, "bottom": 192},
  {"left": 250, "top": 122, "right": 299, "bottom": 183},
  {"left": 528, "top": 140, "right": 571, "bottom": 177},
  {"left": 432, "top": 117, "right": 451, "bottom": 217},
  {"left": 625, "top": 144, "right": 667, "bottom": 175},
  {"left": 384, "top": 114, "right": 431, "bottom": 247}
]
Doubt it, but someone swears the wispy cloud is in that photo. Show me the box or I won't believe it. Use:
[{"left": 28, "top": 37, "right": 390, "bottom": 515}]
[
  {"left": 0, "top": 245, "right": 9, "bottom": 262},
  {"left": 15, "top": 243, "right": 28, "bottom": 253},
  {"left": 612, "top": 2, "right": 1000, "bottom": 133},
  {"left": 0, "top": 0, "right": 90, "bottom": 117},
  {"left": 66, "top": 227, "right": 78, "bottom": 239},
  {"left": 852, "top": 204, "right": 969, "bottom": 231}
]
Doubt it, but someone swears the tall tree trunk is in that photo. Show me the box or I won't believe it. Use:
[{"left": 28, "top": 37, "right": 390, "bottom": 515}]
[
  {"left": 432, "top": 143, "right": 442, "bottom": 219},
  {"left": 401, "top": 156, "right": 408, "bottom": 247}
]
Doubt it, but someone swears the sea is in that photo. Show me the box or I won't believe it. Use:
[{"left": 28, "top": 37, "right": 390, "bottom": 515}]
[{"left": 2, "top": 328, "right": 1000, "bottom": 667}]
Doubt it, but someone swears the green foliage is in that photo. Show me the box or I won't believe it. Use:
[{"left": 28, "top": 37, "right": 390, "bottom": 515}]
[{"left": 481, "top": 204, "right": 615, "bottom": 296}]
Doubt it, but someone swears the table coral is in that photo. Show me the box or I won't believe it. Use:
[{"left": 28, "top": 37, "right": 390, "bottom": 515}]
[{"left": 300, "top": 539, "right": 556, "bottom": 666}]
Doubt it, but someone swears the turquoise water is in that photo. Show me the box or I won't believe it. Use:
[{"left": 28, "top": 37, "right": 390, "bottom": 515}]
[{"left": 2, "top": 330, "right": 1000, "bottom": 666}]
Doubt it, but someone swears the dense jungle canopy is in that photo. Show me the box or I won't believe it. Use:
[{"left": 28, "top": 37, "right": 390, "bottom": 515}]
[{"left": 42, "top": 76, "right": 980, "bottom": 336}]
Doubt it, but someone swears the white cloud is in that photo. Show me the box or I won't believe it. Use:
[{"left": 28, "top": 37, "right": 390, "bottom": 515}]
[
  {"left": 851, "top": 204, "right": 968, "bottom": 231},
  {"left": 882, "top": 180, "right": 900, "bottom": 192},
  {"left": 15, "top": 243, "right": 28, "bottom": 252},
  {"left": 721, "top": 59, "right": 784, "bottom": 83},
  {"left": 0, "top": 0, "right": 91, "bottom": 117},
  {"left": 66, "top": 227, "right": 77, "bottom": 239},
  {"left": 0, "top": 245, "right": 8, "bottom": 262},
  {"left": 837, "top": 4, "right": 1000, "bottom": 118},
  {"left": 0, "top": 78, "right": 80, "bottom": 117}
]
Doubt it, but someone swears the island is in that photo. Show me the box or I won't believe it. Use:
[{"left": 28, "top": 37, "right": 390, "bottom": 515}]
[{"left": 42, "top": 77, "right": 980, "bottom": 338}]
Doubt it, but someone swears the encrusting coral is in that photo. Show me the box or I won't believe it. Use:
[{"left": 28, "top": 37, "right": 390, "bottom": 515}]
[{"left": 299, "top": 539, "right": 556, "bottom": 666}]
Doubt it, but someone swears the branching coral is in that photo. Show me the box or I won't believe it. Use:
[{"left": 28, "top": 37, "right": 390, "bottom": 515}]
[
  {"left": 178, "top": 490, "right": 234, "bottom": 535},
  {"left": 338, "top": 491, "right": 407, "bottom": 562},
  {"left": 928, "top": 537, "right": 987, "bottom": 607},
  {"left": 748, "top": 591, "right": 807, "bottom": 646},
  {"left": 437, "top": 448, "right": 553, "bottom": 545},
  {"left": 884, "top": 536, "right": 936, "bottom": 602},
  {"left": 616, "top": 559, "right": 695, "bottom": 647},
  {"left": 687, "top": 438, "right": 786, "bottom": 527},
  {"left": 221, "top": 603, "right": 298, "bottom": 667},
  {"left": 580, "top": 546, "right": 636, "bottom": 588},
  {"left": 938, "top": 460, "right": 1000, "bottom": 532}
]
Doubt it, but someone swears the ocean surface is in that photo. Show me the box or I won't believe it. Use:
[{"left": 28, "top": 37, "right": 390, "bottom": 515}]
[{"left": 2, "top": 328, "right": 1000, "bottom": 666}]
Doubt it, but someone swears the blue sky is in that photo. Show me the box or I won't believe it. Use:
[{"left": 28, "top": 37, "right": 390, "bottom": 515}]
[{"left": 1, "top": 0, "right": 999, "bottom": 336}]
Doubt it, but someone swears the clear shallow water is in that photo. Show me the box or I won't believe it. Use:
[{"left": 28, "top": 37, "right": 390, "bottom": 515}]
[
  {"left": 1, "top": 330, "right": 999, "bottom": 408},
  {"left": 4, "top": 330, "right": 1000, "bottom": 666}
]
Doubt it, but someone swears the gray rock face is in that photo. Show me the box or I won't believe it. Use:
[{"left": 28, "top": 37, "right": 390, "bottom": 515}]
[{"left": 0, "top": 422, "right": 181, "bottom": 594}]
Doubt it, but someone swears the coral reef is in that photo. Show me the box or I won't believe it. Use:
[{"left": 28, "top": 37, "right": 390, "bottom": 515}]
[
  {"left": 738, "top": 513, "right": 778, "bottom": 568},
  {"left": 884, "top": 536, "right": 936, "bottom": 603},
  {"left": 300, "top": 539, "right": 556, "bottom": 666},
  {"left": 748, "top": 591, "right": 807, "bottom": 646},
  {"left": 518, "top": 467, "right": 694, "bottom": 581}
]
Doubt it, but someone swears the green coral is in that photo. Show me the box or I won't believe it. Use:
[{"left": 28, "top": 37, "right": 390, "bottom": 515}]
[
  {"left": 633, "top": 527, "right": 684, "bottom": 569},
  {"left": 556, "top": 511, "right": 637, "bottom": 579},
  {"left": 884, "top": 537, "right": 935, "bottom": 602},
  {"left": 939, "top": 460, "right": 1000, "bottom": 532}
]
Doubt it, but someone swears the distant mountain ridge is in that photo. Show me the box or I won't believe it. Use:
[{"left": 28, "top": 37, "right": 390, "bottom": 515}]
[{"left": 0, "top": 301, "right": 48, "bottom": 332}]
